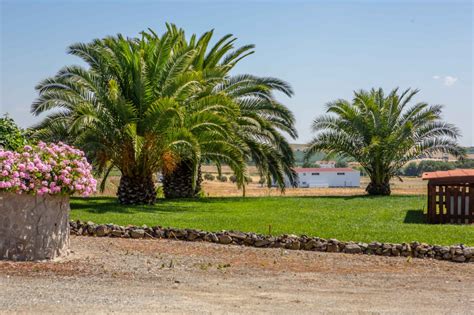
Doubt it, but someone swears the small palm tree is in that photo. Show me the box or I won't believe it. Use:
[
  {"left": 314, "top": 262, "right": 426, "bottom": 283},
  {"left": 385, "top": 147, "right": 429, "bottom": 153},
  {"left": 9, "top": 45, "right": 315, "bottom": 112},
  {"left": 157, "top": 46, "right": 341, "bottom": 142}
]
[{"left": 305, "top": 88, "right": 465, "bottom": 195}]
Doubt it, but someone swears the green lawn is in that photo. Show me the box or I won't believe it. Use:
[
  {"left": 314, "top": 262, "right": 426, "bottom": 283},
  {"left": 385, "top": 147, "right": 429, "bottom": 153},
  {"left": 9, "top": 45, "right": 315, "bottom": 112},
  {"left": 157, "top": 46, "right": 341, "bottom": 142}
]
[{"left": 70, "top": 196, "right": 474, "bottom": 246}]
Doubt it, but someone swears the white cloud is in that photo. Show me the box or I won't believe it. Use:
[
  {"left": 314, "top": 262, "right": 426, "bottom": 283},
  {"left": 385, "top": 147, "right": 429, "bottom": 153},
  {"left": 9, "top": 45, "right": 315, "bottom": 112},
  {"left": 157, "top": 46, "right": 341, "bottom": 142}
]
[
  {"left": 443, "top": 76, "right": 458, "bottom": 86},
  {"left": 432, "top": 75, "right": 458, "bottom": 86}
]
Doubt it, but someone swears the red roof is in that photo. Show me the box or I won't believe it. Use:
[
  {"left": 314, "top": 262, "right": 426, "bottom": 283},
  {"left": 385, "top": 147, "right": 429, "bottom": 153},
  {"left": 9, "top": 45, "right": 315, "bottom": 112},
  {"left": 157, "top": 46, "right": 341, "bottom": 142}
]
[
  {"left": 294, "top": 168, "right": 357, "bottom": 173},
  {"left": 422, "top": 169, "right": 474, "bottom": 180}
]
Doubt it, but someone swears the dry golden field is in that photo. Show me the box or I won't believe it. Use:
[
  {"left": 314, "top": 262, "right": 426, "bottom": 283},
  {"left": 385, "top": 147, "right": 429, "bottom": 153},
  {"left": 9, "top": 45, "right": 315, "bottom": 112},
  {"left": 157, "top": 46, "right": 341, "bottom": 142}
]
[
  {"left": 99, "top": 173, "right": 426, "bottom": 197},
  {"left": 200, "top": 176, "right": 425, "bottom": 197}
]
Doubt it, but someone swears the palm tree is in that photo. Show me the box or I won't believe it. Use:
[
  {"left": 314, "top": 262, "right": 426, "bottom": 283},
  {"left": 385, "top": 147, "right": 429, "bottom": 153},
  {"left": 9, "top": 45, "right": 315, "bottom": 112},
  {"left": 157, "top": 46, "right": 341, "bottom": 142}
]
[
  {"left": 213, "top": 75, "right": 298, "bottom": 189},
  {"left": 32, "top": 27, "right": 246, "bottom": 204},
  {"left": 305, "top": 88, "right": 465, "bottom": 195},
  {"left": 147, "top": 28, "right": 298, "bottom": 198}
]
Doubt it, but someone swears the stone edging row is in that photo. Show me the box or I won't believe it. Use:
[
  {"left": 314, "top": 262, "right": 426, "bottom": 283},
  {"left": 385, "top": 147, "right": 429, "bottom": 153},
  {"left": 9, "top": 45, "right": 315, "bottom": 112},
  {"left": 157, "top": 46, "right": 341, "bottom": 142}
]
[{"left": 69, "top": 221, "right": 473, "bottom": 263}]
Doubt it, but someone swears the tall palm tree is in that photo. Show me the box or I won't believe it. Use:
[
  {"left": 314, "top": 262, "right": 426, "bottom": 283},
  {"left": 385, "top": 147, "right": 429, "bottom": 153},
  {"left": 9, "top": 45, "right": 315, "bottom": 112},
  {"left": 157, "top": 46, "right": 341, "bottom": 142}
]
[
  {"left": 32, "top": 28, "right": 246, "bottom": 204},
  {"left": 305, "top": 88, "right": 465, "bottom": 195},
  {"left": 145, "top": 28, "right": 298, "bottom": 198}
]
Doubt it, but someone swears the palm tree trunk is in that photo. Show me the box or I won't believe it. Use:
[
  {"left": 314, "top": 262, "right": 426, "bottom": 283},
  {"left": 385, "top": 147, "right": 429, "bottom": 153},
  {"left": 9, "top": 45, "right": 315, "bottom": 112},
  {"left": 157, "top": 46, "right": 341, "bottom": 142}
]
[
  {"left": 366, "top": 180, "right": 391, "bottom": 196},
  {"left": 117, "top": 174, "right": 156, "bottom": 205},
  {"left": 163, "top": 161, "right": 202, "bottom": 199}
]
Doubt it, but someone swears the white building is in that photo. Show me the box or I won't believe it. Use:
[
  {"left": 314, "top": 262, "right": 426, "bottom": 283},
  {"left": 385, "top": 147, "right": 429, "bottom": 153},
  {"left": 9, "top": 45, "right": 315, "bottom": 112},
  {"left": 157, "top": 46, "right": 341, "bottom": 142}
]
[{"left": 291, "top": 168, "right": 360, "bottom": 188}]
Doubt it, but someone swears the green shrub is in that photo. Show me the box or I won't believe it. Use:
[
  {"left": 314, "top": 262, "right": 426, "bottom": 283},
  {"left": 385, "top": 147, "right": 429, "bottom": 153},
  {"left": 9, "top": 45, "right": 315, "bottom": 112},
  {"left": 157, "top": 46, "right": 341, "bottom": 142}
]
[
  {"left": 217, "top": 175, "right": 228, "bottom": 182},
  {"left": 403, "top": 162, "right": 419, "bottom": 177},
  {"left": 335, "top": 160, "right": 348, "bottom": 168},
  {"left": 229, "top": 175, "right": 237, "bottom": 183},
  {"left": 155, "top": 186, "right": 164, "bottom": 198},
  {"left": 204, "top": 173, "right": 215, "bottom": 181},
  {"left": 401, "top": 159, "right": 474, "bottom": 177},
  {"left": 0, "top": 115, "right": 27, "bottom": 150}
]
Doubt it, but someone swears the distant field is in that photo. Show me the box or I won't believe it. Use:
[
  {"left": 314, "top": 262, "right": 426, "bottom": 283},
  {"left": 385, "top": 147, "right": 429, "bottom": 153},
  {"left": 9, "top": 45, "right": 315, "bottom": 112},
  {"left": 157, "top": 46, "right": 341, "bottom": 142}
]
[{"left": 97, "top": 174, "right": 426, "bottom": 198}]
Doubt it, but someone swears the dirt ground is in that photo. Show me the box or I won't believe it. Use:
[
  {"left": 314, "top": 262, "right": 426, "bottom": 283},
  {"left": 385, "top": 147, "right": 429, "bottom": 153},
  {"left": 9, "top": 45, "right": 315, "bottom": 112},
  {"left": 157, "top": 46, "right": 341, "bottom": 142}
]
[{"left": 1, "top": 237, "right": 473, "bottom": 314}]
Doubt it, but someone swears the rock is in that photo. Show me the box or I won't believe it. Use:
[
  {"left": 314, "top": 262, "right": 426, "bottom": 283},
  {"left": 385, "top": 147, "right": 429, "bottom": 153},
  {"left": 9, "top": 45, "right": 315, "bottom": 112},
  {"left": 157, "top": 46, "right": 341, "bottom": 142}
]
[
  {"left": 382, "top": 243, "right": 391, "bottom": 250},
  {"left": 344, "top": 243, "right": 362, "bottom": 254},
  {"left": 439, "top": 246, "right": 449, "bottom": 254},
  {"left": 327, "top": 243, "right": 339, "bottom": 252},
  {"left": 463, "top": 248, "right": 473, "bottom": 258},
  {"left": 452, "top": 255, "right": 466, "bottom": 262},
  {"left": 443, "top": 252, "right": 452, "bottom": 260},
  {"left": 111, "top": 230, "right": 123, "bottom": 237},
  {"left": 228, "top": 232, "right": 247, "bottom": 241},
  {"left": 186, "top": 230, "right": 200, "bottom": 241},
  {"left": 95, "top": 225, "right": 109, "bottom": 237},
  {"left": 286, "top": 241, "right": 300, "bottom": 250},
  {"left": 218, "top": 235, "right": 233, "bottom": 244},
  {"left": 254, "top": 239, "right": 271, "bottom": 247},
  {"left": 450, "top": 245, "right": 461, "bottom": 255},
  {"left": 358, "top": 243, "right": 368, "bottom": 251},
  {"left": 208, "top": 233, "right": 219, "bottom": 243},
  {"left": 270, "top": 241, "right": 285, "bottom": 248},
  {"left": 130, "top": 229, "right": 145, "bottom": 239},
  {"left": 304, "top": 239, "right": 318, "bottom": 250},
  {"left": 86, "top": 222, "right": 96, "bottom": 235},
  {"left": 417, "top": 247, "right": 428, "bottom": 254},
  {"left": 314, "top": 241, "right": 327, "bottom": 251},
  {"left": 368, "top": 242, "right": 381, "bottom": 250}
]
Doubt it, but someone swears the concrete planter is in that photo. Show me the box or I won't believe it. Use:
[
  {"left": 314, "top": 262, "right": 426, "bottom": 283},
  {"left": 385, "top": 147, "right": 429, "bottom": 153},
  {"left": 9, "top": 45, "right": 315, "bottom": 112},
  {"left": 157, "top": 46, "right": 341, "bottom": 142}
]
[{"left": 0, "top": 193, "right": 70, "bottom": 261}]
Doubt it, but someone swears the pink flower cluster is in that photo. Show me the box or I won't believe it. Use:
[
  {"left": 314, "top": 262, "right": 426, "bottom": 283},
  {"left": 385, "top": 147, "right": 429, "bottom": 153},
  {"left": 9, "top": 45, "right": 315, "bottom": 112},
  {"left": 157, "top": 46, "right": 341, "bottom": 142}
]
[{"left": 0, "top": 142, "right": 97, "bottom": 196}]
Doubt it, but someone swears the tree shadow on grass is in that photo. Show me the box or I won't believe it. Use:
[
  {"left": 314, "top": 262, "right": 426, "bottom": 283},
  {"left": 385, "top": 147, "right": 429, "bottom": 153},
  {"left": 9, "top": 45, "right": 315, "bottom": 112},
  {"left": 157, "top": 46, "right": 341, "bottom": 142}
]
[
  {"left": 403, "top": 210, "right": 426, "bottom": 224},
  {"left": 70, "top": 196, "right": 215, "bottom": 214}
]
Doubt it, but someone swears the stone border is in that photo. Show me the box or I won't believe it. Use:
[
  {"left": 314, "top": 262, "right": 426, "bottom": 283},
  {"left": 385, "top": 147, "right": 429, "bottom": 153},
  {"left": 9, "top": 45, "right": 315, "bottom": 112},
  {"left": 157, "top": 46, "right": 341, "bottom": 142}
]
[{"left": 69, "top": 221, "right": 473, "bottom": 263}]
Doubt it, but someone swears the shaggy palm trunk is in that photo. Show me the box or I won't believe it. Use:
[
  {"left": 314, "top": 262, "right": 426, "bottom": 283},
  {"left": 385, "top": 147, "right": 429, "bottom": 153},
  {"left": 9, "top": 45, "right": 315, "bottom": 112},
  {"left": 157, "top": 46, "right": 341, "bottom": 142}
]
[
  {"left": 366, "top": 180, "right": 391, "bottom": 196},
  {"left": 163, "top": 161, "right": 202, "bottom": 199},
  {"left": 117, "top": 174, "right": 156, "bottom": 205}
]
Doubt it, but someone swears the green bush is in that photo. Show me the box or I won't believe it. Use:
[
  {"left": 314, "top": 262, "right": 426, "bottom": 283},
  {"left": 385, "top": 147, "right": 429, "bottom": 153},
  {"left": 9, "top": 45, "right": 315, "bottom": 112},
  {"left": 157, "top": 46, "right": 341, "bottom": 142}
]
[
  {"left": 204, "top": 173, "right": 215, "bottom": 181},
  {"left": 217, "top": 175, "right": 228, "bottom": 182},
  {"left": 155, "top": 186, "right": 164, "bottom": 198},
  {"left": 403, "top": 162, "right": 419, "bottom": 177},
  {"left": 0, "top": 115, "right": 27, "bottom": 150},
  {"left": 456, "top": 159, "right": 474, "bottom": 168},
  {"left": 335, "top": 160, "right": 348, "bottom": 168},
  {"left": 401, "top": 159, "right": 474, "bottom": 177},
  {"left": 229, "top": 175, "right": 237, "bottom": 183}
]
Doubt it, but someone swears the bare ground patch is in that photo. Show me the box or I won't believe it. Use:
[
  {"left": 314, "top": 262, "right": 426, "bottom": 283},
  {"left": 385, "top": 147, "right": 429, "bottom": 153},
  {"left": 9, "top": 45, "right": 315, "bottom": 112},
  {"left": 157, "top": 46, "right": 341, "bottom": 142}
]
[{"left": 0, "top": 236, "right": 473, "bottom": 314}]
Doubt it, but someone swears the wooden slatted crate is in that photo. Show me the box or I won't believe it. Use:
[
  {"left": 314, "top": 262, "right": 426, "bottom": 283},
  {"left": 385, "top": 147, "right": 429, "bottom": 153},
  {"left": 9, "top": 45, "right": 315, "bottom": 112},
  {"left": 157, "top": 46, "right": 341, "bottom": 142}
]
[{"left": 422, "top": 169, "right": 474, "bottom": 224}]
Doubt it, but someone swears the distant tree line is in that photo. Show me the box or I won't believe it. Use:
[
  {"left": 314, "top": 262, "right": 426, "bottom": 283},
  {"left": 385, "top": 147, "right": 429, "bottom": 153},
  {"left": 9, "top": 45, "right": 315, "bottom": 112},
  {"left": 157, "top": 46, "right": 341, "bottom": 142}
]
[{"left": 402, "top": 160, "right": 474, "bottom": 177}]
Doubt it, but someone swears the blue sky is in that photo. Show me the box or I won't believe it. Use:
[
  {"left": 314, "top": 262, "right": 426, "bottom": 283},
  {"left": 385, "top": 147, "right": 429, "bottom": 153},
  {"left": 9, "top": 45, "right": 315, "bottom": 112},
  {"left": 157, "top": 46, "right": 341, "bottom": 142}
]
[{"left": 1, "top": 0, "right": 472, "bottom": 145}]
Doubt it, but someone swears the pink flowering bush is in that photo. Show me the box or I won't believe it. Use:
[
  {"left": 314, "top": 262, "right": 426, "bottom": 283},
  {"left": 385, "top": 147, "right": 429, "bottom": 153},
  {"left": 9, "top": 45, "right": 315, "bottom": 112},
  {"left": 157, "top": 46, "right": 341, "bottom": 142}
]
[{"left": 0, "top": 142, "right": 97, "bottom": 196}]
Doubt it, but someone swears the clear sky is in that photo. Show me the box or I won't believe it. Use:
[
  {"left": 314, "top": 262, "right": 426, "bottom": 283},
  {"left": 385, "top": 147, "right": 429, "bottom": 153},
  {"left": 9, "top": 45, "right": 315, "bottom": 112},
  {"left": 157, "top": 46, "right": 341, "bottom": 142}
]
[{"left": 1, "top": 0, "right": 472, "bottom": 145}]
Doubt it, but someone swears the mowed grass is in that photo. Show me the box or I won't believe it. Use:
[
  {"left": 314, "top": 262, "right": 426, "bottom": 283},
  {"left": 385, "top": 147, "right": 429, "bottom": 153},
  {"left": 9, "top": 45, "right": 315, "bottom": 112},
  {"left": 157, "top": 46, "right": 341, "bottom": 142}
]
[{"left": 70, "top": 196, "right": 474, "bottom": 246}]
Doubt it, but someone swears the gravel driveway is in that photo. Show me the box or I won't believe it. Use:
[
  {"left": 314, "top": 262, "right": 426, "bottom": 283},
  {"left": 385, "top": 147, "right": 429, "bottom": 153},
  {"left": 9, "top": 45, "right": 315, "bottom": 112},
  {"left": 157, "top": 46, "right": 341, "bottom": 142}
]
[{"left": 1, "top": 236, "right": 473, "bottom": 314}]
